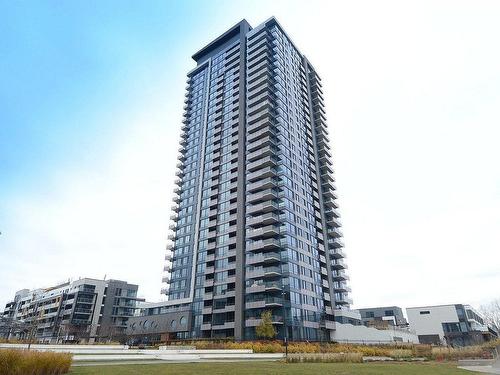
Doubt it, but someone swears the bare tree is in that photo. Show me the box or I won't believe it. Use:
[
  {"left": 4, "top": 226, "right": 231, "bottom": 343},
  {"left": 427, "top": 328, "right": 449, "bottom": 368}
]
[{"left": 480, "top": 299, "right": 500, "bottom": 333}]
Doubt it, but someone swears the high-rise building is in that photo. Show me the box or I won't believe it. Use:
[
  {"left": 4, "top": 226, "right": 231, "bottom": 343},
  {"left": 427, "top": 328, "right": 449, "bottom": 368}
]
[{"left": 161, "top": 17, "right": 350, "bottom": 342}]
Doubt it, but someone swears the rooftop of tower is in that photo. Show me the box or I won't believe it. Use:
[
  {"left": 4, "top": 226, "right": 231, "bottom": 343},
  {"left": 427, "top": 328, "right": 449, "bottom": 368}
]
[{"left": 192, "top": 19, "right": 252, "bottom": 63}]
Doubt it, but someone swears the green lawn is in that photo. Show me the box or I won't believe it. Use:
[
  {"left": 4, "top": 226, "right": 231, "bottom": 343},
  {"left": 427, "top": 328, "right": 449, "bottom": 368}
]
[{"left": 69, "top": 361, "right": 469, "bottom": 375}]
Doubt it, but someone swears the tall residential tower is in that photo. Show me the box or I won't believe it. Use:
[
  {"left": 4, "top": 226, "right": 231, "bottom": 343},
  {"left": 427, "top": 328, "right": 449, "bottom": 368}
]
[{"left": 162, "top": 17, "right": 350, "bottom": 341}]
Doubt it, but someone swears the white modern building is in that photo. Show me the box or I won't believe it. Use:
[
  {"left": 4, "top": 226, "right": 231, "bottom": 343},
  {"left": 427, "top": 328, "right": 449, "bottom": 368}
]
[{"left": 406, "top": 304, "right": 497, "bottom": 346}]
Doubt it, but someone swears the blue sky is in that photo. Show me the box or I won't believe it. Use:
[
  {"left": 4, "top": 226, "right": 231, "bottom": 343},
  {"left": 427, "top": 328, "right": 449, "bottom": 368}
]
[{"left": 1, "top": 0, "right": 499, "bottom": 311}]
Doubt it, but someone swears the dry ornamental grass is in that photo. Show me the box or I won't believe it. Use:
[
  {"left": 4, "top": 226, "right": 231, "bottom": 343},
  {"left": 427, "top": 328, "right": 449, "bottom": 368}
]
[{"left": 0, "top": 349, "right": 72, "bottom": 375}]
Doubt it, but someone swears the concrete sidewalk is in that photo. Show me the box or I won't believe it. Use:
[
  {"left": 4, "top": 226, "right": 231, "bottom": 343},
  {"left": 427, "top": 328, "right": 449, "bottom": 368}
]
[{"left": 458, "top": 346, "right": 500, "bottom": 374}]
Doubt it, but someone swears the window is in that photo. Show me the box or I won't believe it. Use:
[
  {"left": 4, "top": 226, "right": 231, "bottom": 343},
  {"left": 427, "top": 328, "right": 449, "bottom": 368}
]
[{"left": 420, "top": 311, "right": 430, "bottom": 315}]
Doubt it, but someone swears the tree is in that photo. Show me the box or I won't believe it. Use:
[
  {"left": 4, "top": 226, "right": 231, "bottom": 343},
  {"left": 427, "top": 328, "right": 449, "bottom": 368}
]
[
  {"left": 256, "top": 310, "right": 276, "bottom": 339},
  {"left": 480, "top": 299, "right": 500, "bottom": 333}
]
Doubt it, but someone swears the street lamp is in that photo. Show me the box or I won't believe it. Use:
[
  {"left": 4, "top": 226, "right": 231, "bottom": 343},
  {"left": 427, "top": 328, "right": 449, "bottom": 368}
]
[{"left": 281, "top": 290, "right": 288, "bottom": 359}]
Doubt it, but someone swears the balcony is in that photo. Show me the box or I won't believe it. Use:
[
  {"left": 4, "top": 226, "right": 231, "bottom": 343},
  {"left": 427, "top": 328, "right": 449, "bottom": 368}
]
[
  {"left": 163, "top": 265, "right": 172, "bottom": 272},
  {"left": 336, "top": 295, "right": 353, "bottom": 305},
  {"left": 247, "top": 134, "right": 277, "bottom": 153},
  {"left": 263, "top": 266, "right": 282, "bottom": 278},
  {"left": 211, "top": 321, "right": 236, "bottom": 330},
  {"left": 246, "top": 280, "right": 282, "bottom": 294},
  {"left": 247, "top": 212, "right": 280, "bottom": 227},
  {"left": 265, "top": 297, "right": 284, "bottom": 307},
  {"left": 327, "top": 227, "right": 343, "bottom": 238},
  {"left": 201, "top": 323, "right": 212, "bottom": 331},
  {"left": 323, "top": 198, "right": 338, "bottom": 209},
  {"left": 247, "top": 124, "right": 276, "bottom": 144},
  {"left": 332, "top": 271, "right": 349, "bottom": 281},
  {"left": 246, "top": 225, "right": 281, "bottom": 239},
  {"left": 330, "top": 248, "right": 346, "bottom": 259},
  {"left": 330, "top": 260, "right": 347, "bottom": 270},
  {"left": 245, "top": 315, "right": 283, "bottom": 327},
  {"left": 247, "top": 155, "right": 278, "bottom": 172},
  {"left": 246, "top": 200, "right": 280, "bottom": 215},
  {"left": 162, "top": 276, "right": 170, "bottom": 283},
  {"left": 246, "top": 238, "right": 281, "bottom": 252},
  {"left": 323, "top": 189, "right": 337, "bottom": 201},
  {"left": 202, "top": 306, "right": 213, "bottom": 315},
  {"left": 333, "top": 284, "right": 351, "bottom": 293},
  {"left": 247, "top": 166, "right": 278, "bottom": 182},
  {"left": 248, "top": 187, "right": 279, "bottom": 203},
  {"left": 246, "top": 251, "right": 281, "bottom": 265},
  {"left": 326, "top": 216, "right": 341, "bottom": 228},
  {"left": 328, "top": 238, "right": 344, "bottom": 249},
  {"left": 245, "top": 297, "right": 283, "bottom": 310},
  {"left": 247, "top": 177, "right": 279, "bottom": 193},
  {"left": 247, "top": 144, "right": 275, "bottom": 162},
  {"left": 247, "top": 118, "right": 274, "bottom": 137}
]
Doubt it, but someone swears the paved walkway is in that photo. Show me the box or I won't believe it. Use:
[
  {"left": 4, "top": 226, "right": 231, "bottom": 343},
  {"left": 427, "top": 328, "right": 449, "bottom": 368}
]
[
  {"left": 72, "top": 359, "right": 280, "bottom": 367},
  {"left": 459, "top": 347, "right": 500, "bottom": 374},
  {"left": 458, "top": 366, "right": 500, "bottom": 374}
]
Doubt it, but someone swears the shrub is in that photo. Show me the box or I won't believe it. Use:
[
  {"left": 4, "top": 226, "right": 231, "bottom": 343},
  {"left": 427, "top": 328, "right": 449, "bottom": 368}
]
[
  {"left": 431, "top": 346, "right": 492, "bottom": 361},
  {"left": 412, "top": 344, "right": 432, "bottom": 358},
  {"left": 0, "top": 349, "right": 72, "bottom": 375},
  {"left": 389, "top": 349, "right": 413, "bottom": 359},
  {"left": 482, "top": 339, "right": 500, "bottom": 349}
]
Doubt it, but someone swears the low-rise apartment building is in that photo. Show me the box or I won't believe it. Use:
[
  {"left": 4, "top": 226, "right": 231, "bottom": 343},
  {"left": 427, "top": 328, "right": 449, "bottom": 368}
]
[{"left": 1, "top": 278, "right": 144, "bottom": 343}]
